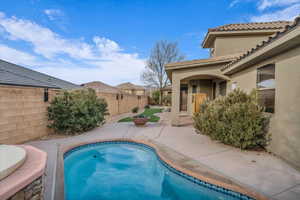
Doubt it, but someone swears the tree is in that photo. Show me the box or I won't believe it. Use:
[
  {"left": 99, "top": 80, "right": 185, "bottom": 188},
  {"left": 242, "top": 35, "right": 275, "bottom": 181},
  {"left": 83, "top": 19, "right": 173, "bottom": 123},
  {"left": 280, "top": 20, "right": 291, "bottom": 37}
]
[{"left": 141, "top": 41, "right": 185, "bottom": 104}]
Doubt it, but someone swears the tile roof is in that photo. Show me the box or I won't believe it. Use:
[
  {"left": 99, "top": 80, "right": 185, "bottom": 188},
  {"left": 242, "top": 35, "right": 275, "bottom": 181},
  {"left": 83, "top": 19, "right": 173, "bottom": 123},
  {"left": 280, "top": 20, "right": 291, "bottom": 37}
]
[
  {"left": 165, "top": 53, "right": 242, "bottom": 69},
  {"left": 222, "top": 16, "right": 300, "bottom": 72},
  {"left": 116, "top": 82, "right": 145, "bottom": 90},
  {"left": 82, "top": 81, "right": 120, "bottom": 93},
  {"left": 0, "top": 59, "right": 80, "bottom": 89},
  {"left": 209, "top": 21, "right": 293, "bottom": 32}
]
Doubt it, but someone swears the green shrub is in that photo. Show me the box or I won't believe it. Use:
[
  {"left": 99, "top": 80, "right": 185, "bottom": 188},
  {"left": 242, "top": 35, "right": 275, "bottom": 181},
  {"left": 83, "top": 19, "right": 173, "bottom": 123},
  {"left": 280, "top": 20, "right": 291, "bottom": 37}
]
[
  {"left": 162, "top": 94, "right": 172, "bottom": 106},
  {"left": 144, "top": 105, "right": 150, "bottom": 109},
  {"left": 151, "top": 90, "right": 160, "bottom": 105},
  {"left": 132, "top": 106, "right": 139, "bottom": 113},
  {"left": 193, "top": 89, "right": 269, "bottom": 149},
  {"left": 47, "top": 88, "right": 108, "bottom": 135}
]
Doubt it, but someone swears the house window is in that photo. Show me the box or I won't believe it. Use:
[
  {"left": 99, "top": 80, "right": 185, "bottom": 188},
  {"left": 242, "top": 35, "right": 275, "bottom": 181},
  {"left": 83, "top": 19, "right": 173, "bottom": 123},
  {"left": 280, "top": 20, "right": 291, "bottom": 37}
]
[
  {"left": 257, "top": 64, "right": 275, "bottom": 89},
  {"left": 192, "top": 85, "right": 197, "bottom": 93},
  {"left": 257, "top": 64, "right": 275, "bottom": 113},
  {"left": 219, "top": 81, "right": 227, "bottom": 96},
  {"left": 44, "top": 88, "right": 49, "bottom": 102}
]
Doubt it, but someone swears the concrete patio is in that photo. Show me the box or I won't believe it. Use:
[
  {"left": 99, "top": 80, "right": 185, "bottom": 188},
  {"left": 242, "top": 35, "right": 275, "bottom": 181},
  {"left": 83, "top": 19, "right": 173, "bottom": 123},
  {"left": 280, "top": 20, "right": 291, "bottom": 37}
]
[{"left": 28, "top": 111, "right": 300, "bottom": 200}]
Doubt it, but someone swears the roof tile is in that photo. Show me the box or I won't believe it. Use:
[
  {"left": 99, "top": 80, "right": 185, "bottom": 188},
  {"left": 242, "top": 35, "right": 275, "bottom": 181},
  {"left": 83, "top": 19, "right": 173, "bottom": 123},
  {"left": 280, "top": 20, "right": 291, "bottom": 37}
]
[
  {"left": 209, "top": 21, "right": 293, "bottom": 32},
  {"left": 221, "top": 16, "right": 300, "bottom": 72}
]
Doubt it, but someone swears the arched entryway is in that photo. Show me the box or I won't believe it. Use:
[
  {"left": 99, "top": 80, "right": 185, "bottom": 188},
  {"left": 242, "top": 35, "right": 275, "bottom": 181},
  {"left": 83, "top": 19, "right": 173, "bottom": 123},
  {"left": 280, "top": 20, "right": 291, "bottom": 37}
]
[{"left": 178, "top": 74, "right": 229, "bottom": 115}]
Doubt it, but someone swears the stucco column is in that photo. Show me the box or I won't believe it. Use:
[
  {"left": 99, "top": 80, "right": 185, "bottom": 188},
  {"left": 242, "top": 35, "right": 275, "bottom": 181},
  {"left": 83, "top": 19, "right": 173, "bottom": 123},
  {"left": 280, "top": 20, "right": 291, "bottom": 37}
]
[
  {"left": 187, "top": 82, "right": 192, "bottom": 115},
  {"left": 171, "top": 75, "right": 180, "bottom": 126}
]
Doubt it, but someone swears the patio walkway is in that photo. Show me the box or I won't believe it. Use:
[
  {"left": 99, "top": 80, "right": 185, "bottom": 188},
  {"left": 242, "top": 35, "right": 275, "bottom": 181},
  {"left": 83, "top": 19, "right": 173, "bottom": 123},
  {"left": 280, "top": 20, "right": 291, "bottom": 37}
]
[{"left": 28, "top": 111, "right": 300, "bottom": 200}]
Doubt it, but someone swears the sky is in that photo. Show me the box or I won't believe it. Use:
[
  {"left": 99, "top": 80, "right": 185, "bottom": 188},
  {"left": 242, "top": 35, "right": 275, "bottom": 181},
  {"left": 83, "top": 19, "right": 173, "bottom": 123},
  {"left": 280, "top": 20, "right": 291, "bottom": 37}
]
[{"left": 0, "top": 0, "right": 299, "bottom": 86}]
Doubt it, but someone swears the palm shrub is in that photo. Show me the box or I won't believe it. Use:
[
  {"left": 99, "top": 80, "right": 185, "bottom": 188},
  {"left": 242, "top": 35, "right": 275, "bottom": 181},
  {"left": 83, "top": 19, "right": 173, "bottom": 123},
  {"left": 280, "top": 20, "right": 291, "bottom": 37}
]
[
  {"left": 194, "top": 89, "right": 269, "bottom": 149},
  {"left": 47, "top": 88, "right": 108, "bottom": 135}
]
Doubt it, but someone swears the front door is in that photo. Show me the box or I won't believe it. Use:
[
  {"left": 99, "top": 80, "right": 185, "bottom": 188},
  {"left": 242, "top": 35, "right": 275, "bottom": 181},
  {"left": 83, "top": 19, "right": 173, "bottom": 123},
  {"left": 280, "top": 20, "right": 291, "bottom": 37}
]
[{"left": 192, "top": 93, "right": 207, "bottom": 113}]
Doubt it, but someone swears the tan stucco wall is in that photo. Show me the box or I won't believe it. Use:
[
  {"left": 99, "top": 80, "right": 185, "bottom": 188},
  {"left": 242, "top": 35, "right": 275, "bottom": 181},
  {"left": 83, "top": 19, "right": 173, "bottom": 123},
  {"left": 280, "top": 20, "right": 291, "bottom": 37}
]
[
  {"left": 0, "top": 86, "right": 147, "bottom": 144},
  {"left": 268, "top": 51, "right": 300, "bottom": 169},
  {"left": 228, "top": 46, "right": 300, "bottom": 169},
  {"left": 214, "top": 35, "right": 271, "bottom": 57},
  {"left": 228, "top": 66, "right": 257, "bottom": 93}
]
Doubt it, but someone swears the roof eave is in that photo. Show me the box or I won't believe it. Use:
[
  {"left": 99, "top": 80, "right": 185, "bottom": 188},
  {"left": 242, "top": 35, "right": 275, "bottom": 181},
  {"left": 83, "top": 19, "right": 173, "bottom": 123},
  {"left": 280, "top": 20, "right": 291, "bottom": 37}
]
[
  {"left": 223, "top": 26, "right": 300, "bottom": 75},
  {"left": 165, "top": 58, "right": 234, "bottom": 71},
  {"left": 0, "top": 82, "right": 61, "bottom": 89}
]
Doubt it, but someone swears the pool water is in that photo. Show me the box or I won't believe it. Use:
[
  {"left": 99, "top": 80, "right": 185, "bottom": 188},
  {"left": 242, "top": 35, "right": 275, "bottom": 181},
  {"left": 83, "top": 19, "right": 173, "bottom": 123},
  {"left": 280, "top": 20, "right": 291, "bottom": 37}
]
[{"left": 64, "top": 143, "right": 252, "bottom": 200}]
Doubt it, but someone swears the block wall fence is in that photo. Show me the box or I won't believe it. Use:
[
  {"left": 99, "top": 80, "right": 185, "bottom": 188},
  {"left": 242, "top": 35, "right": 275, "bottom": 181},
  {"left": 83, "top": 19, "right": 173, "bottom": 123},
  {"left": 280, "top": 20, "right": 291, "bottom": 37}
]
[{"left": 0, "top": 85, "right": 148, "bottom": 144}]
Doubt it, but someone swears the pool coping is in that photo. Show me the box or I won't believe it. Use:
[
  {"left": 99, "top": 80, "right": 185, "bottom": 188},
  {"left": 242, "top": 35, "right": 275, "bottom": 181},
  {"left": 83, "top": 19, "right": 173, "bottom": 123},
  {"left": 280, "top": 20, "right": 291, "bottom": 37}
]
[
  {"left": 55, "top": 138, "right": 269, "bottom": 200},
  {"left": 0, "top": 145, "right": 47, "bottom": 200}
]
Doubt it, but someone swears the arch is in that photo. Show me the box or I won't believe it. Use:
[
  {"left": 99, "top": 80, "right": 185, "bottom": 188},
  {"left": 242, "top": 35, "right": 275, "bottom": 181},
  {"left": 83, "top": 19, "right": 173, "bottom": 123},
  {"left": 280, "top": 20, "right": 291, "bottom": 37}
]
[{"left": 179, "top": 73, "right": 230, "bottom": 82}]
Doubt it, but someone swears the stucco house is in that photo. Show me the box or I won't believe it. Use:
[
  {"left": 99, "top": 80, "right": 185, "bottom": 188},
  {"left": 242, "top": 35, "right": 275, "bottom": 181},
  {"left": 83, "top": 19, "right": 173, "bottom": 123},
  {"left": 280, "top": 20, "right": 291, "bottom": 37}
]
[
  {"left": 82, "top": 81, "right": 121, "bottom": 94},
  {"left": 165, "top": 17, "right": 300, "bottom": 169},
  {"left": 117, "top": 82, "right": 146, "bottom": 95}
]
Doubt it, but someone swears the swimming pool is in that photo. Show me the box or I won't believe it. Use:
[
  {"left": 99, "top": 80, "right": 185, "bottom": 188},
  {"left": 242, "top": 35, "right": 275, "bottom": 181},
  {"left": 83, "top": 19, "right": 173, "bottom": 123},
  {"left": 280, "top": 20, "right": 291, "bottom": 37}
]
[{"left": 64, "top": 141, "right": 254, "bottom": 200}]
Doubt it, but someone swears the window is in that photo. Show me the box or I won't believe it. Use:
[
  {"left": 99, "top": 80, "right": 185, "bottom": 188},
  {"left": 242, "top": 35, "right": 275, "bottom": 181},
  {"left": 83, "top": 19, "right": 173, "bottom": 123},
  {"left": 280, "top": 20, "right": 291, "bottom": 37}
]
[
  {"left": 257, "top": 64, "right": 275, "bottom": 89},
  {"left": 44, "top": 88, "right": 49, "bottom": 102},
  {"left": 219, "top": 81, "right": 227, "bottom": 96},
  {"left": 192, "top": 85, "right": 197, "bottom": 93},
  {"left": 257, "top": 64, "right": 275, "bottom": 113}
]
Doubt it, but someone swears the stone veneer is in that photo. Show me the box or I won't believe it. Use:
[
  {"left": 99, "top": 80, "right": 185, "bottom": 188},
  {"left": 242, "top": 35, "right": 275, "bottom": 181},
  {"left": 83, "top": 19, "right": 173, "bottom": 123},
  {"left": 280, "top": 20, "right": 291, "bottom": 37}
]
[{"left": 7, "top": 176, "right": 43, "bottom": 200}]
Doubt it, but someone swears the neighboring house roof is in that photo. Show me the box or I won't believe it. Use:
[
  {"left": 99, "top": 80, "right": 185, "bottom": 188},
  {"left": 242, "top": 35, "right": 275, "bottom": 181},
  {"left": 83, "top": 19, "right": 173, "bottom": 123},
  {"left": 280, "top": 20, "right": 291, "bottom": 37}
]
[
  {"left": 117, "top": 82, "right": 145, "bottom": 90},
  {"left": 165, "top": 54, "right": 241, "bottom": 70},
  {"left": 82, "top": 81, "right": 120, "bottom": 93},
  {"left": 202, "top": 21, "right": 293, "bottom": 48},
  {"left": 222, "top": 16, "right": 300, "bottom": 75},
  {"left": 0, "top": 59, "right": 80, "bottom": 89}
]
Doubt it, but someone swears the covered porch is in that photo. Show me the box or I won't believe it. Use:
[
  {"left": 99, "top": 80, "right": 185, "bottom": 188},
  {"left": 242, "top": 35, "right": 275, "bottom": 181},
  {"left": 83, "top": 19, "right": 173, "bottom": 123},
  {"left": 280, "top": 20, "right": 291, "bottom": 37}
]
[
  {"left": 173, "top": 75, "right": 229, "bottom": 125},
  {"left": 165, "top": 55, "right": 235, "bottom": 126}
]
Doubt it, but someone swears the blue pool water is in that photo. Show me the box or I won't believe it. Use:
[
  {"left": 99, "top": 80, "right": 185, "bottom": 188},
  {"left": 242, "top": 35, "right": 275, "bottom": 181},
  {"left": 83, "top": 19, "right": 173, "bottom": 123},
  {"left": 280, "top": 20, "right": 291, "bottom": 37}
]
[{"left": 64, "top": 142, "right": 253, "bottom": 200}]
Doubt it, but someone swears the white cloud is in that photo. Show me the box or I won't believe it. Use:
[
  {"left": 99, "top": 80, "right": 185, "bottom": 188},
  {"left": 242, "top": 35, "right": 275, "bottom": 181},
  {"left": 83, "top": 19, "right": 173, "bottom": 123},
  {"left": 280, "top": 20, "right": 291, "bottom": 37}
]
[
  {"left": 257, "top": 0, "right": 300, "bottom": 11},
  {"left": 251, "top": 4, "right": 300, "bottom": 22},
  {"left": 0, "top": 11, "right": 95, "bottom": 59},
  {"left": 0, "top": 12, "right": 146, "bottom": 85},
  {"left": 44, "top": 9, "right": 64, "bottom": 21},
  {"left": 229, "top": 0, "right": 300, "bottom": 9},
  {"left": 229, "top": 0, "right": 242, "bottom": 8},
  {"left": 0, "top": 44, "right": 38, "bottom": 65},
  {"left": 93, "top": 36, "right": 122, "bottom": 56}
]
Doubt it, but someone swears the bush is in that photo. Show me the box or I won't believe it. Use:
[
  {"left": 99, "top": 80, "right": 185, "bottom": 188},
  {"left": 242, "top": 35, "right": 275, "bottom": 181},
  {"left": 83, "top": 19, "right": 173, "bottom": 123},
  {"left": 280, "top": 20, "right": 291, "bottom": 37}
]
[
  {"left": 151, "top": 90, "right": 160, "bottom": 105},
  {"left": 47, "top": 88, "right": 108, "bottom": 135},
  {"left": 132, "top": 106, "right": 139, "bottom": 113},
  {"left": 193, "top": 89, "right": 269, "bottom": 149},
  {"left": 144, "top": 105, "right": 150, "bottom": 109},
  {"left": 162, "top": 94, "right": 171, "bottom": 106}
]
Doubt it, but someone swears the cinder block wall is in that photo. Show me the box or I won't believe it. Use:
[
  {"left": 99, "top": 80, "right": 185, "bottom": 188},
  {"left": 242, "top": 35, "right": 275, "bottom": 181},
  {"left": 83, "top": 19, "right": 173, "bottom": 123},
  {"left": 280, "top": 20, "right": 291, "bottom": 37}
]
[
  {"left": 0, "top": 85, "right": 58, "bottom": 144},
  {"left": 95, "top": 92, "right": 148, "bottom": 117},
  {"left": 0, "top": 85, "right": 148, "bottom": 144}
]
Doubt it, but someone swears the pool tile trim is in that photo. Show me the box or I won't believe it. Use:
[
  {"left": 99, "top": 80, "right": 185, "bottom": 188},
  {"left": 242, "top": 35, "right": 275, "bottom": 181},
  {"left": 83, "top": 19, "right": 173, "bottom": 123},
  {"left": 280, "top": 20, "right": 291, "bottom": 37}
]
[{"left": 61, "top": 139, "right": 269, "bottom": 200}]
